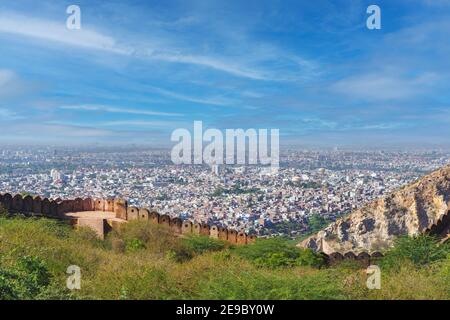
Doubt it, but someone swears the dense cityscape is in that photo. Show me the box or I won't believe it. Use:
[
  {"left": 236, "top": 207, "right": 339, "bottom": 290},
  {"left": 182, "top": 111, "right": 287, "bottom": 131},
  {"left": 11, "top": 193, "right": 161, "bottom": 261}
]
[{"left": 1, "top": 146, "right": 449, "bottom": 238}]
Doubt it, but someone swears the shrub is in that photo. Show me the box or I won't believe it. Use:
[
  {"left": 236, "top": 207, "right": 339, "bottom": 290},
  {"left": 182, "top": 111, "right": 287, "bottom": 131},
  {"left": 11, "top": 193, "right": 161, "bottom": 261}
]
[
  {"left": 109, "top": 220, "right": 181, "bottom": 254},
  {"left": 0, "top": 204, "right": 7, "bottom": 217},
  {"left": 308, "top": 215, "right": 332, "bottom": 233},
  {"left": 111, "top": 238, "right": 126, "bottom": 253},
  {"left": 254, "top": 252, "right": 294, "bottom": 268},
  {"left": 182, "top": 235, "right": 227, "bottom": 255},
  {"left": 296, "top": 248, "right": 327, "bottom": 268},
  {"left": 381, "top": 235, "right": 449, "bottom": 270},
  {"left": 184, "top": 252, "right": 346, "bottom": 300},
  {"left": 0, "top": 255, "right": 52, "bottom": 299},
  {"left": 125, "top": 238, "right": 146, "bottom": 252},
  {"left": 234, "top": 237, "right": 325, "bottom": 268}
]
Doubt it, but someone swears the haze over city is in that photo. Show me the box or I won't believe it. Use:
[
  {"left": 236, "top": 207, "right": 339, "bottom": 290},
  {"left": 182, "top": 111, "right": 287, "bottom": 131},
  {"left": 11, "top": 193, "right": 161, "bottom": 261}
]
[{"left": 1, "top": 146, "right": 449, "bottom": 238}]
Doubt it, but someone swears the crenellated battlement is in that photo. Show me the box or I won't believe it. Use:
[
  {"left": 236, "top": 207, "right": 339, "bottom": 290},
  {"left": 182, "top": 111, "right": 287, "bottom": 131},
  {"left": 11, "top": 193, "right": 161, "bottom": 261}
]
[
  {"left": 2, "top": 192, "right": 446, "bottom": 263},
  {"left": 0, "top": 193, "right": 256, "bottom": 245},
  {"left": 320, "top": 251, "right": 384, "bottom": 267}
]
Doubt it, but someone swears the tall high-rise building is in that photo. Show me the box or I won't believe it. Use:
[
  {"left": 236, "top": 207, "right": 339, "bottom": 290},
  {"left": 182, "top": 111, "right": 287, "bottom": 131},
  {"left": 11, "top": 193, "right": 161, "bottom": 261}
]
[
  {"left": 211, "top": 163, "right": 219, "bottom": 176},
  {"left": 50, "top": 169, "right": 62, "bottom": 184}
]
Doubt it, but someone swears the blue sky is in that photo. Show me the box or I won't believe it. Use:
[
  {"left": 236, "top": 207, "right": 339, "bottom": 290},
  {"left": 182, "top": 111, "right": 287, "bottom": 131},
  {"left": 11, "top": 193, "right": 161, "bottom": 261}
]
[{"left": 0, "top": 0, "right": 449, "bottom": 147}]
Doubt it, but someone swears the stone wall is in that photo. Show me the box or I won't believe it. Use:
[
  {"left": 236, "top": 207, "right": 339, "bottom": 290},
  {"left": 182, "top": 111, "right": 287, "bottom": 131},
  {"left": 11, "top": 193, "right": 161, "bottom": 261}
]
[
  {"left": 0, "top": 193, "right": 256, "bottom": 245},
  {"left": 322, "top": 251, "right": 384, "bottom": 267},
  {"left": 112, "top": 203, "right": 255, "bottom": 245},
  {"left": 1, "top": 192, "right": 447, "bottom": 256}
]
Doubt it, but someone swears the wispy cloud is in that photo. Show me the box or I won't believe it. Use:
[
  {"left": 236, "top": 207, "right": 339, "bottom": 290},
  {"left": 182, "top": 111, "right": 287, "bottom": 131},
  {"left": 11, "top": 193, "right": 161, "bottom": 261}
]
[
  {"left": 0, "top": 12, "right": 273, "bottom": 80},
  {"left": 0, "top": 108, "right": 21, "bottom": 121},
  {"left": 330, "top": 72, "right": 439, "bottom": 101},
  {"left": 39, "top": 123, "right": 114, "bottom": 137},
  {"left": 99, "top": 120, "right": 183, "bottom": 127},
  {"left": 0, "top": 69, "right": 38, "bottom": 98},
  {"left": 0, "top": 2, "right": 448, "bottom": 146},
  {"left": 59, "top": 104, "right": 182, "bottom": 117},
  {"left": 0, "top": 69, "right": 15, "bottom": 87},
  {"left": 0, "top": 12, "right": 127, "bottom": 54},
  {"left": 147, "top": 86, "right": 236, "bottom": 106},
  {"left": 148, "top": 52, "right": 268, "bottom": 80},
  {"left": 0, "top": 123, "right": 115, "bottom": 140}
]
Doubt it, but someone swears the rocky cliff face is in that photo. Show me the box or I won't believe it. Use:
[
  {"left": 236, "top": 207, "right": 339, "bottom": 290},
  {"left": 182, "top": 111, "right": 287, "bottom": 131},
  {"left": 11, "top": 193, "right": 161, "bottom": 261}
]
[{"left": 300, "top": 165, "right": 450, "bottom": 254}]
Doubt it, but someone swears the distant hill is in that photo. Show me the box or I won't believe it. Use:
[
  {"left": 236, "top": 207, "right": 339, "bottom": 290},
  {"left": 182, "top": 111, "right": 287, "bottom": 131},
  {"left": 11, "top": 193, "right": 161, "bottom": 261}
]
[{"left": 300, "top": 165, "right": 450, "bottom": 254}]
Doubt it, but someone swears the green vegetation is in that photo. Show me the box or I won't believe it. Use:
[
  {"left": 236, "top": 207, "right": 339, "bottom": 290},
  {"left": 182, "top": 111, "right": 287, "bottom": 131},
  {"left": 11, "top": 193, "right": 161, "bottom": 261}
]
[
  {"left": 308, "top": 215, "right": 333, "bottom": 234},
  {"left": 182, "top": 235, "right": 228, "bottom": 255},
  {"left": 0, "top": 212, "right": 449, "bottom": 300},
  {"left": 0, "top": 205, "right": 7, "bottom": 217},
  {"left": 233, "top": 238, "right": 325, "bottom": 268},
  {"left": 212, "top": 185, "right": 261, "bottom": 197},
  {"left": 380, "top": 235, "right": 449, "bottom": 270},
  {"left": 263, "top": 220, "right": 305, "bottom": 236},
  {"left": 20, "top": 191, "right": 33, "bottom": 198}
]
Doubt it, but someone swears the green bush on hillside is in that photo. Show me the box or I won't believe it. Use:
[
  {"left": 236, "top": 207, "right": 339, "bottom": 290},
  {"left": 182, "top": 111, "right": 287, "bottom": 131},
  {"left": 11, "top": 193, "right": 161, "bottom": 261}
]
[
  {"left": 108, "top": 220, "right": 182, "bottom": 254},
  {"left": 233, "top": 238, "right": 325, "bottom": 268},
  {"left": 181, "top": 235, "right": 227, "bottom": 255},
  {"left": 0, "top": 255, "right": 51, "bottom": 299},
  {"left": 381, "top": 235, "right": 449, "bottom": 270},
  {"left": 0, "top": 204, "right": 7, "bottom": 217},
  {"left": 308, "top": 215, "right": 333, "bottom": 234},
  {"left": 125, "top": 238, "right": 146, "bottom": 252}
]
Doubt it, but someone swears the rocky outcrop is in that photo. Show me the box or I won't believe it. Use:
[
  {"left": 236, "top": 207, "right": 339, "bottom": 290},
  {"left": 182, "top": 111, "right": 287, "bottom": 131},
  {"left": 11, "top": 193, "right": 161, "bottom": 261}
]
[{"left": 299, "top": 165, "right": 450, "bottom": 254}]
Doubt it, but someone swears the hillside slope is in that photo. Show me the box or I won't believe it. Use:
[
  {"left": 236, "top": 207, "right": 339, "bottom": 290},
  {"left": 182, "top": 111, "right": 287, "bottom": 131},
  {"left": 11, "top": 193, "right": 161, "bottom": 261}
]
[
  {"left": 0, "top": 216, "right": 449, "bottom": 300},
  {"left": 300, "top": 165, "right": 450, "bottom": 254}
]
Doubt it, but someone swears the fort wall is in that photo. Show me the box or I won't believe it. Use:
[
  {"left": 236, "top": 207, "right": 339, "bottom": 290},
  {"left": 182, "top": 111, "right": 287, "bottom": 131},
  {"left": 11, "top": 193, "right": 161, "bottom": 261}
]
[
  {"left": 2, "top": 192, "right": 446, "bottom": 261},
  {"left": 321, "top": 251, "right": 384, "bottom": 267},
  {"left": 0, "top": 193, "right": 256, "bottom": 245}
]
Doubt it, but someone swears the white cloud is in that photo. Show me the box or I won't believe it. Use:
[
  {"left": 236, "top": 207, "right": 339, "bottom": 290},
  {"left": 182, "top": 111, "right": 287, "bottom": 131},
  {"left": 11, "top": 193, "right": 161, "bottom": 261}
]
[
  {"left": 0, "top": 69, "right": 15, "bottom": 87},
  {"left": 330, "top": 73, "right": 439, "bottom": 101},
  {"left": 147, "top": 86, "right": 236, "bottom": 106},
  {"left": 99, "top": 120, "right": 183, "bottom": 127},
  {"left": 0, "top": 12, "right": 272, "bottom": 80},
  {"left": 0, "top": 12, "right": 318, "bottom": 81},
  {"left": 0, "top": 123, "right": 115, "bottom": 141},
  {"left": 150, "top": 52, "right": 268, "bottom": 80},
  {"left": 39, "top": 124, "right": 114, "bottom": 137},
  {"left": 0, "top": 13, "right": 126, "bottom": 54},
  {"left": 0, "top": 69, "right": 31, "bottom": 97},
  {"left": 59, "top": 104, "right": 182, "bottom": 117},
  {"left": 0, "top": 108, "right": 21, "bottom": 120},
  {"left": 349, "top": 123, "right": 408, "bottom": 131}
]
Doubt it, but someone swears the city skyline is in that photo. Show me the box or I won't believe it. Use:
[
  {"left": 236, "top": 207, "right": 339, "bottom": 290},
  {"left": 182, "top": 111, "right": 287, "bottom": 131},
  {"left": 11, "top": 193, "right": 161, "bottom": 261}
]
[
  {"left": 1, "top": 0, "right": 450, "bottom": 147},
  {"left": 1, "top": 145, "right": 449, "bottom": 237}
]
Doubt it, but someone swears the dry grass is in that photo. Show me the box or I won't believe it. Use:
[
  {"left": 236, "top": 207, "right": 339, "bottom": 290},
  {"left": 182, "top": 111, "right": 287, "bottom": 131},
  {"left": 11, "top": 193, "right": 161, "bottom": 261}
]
[{"left": 0, "top": 216, "right": 448, "bottom": 300}]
